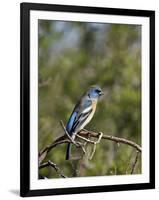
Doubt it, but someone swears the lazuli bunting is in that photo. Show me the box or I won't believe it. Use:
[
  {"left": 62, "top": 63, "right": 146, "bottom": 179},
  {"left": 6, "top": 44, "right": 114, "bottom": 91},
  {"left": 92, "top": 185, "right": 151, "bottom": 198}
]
[{"left": 66, "top": 85, "right": 104, "bottom": 160}]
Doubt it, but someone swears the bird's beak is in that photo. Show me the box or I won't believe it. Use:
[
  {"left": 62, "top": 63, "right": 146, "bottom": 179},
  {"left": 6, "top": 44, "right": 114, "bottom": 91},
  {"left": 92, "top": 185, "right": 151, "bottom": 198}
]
[{"left": 100, "top": 91, "right": 104, "bottom": 96}]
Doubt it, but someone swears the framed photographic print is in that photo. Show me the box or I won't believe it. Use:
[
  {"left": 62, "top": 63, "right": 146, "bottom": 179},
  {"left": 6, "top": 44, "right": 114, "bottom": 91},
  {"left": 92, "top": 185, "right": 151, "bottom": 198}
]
[{"left": 20, "top": 2, "right": 155, "bottom": 197}]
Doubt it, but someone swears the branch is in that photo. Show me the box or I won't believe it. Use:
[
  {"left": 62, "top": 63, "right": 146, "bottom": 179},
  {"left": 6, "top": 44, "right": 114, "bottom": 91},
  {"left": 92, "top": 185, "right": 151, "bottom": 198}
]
[
  {"left": 39, "top": 160, "right": 67, "bottom": 178},
  {"left": 39, "top": 129, "right": 142, "bottom": 164},
  {"left": 39, "top": 138, "right": 69, "bottom": 164},
  {"left": 80, "top": 129, "right": 142, "bottom": 152}
]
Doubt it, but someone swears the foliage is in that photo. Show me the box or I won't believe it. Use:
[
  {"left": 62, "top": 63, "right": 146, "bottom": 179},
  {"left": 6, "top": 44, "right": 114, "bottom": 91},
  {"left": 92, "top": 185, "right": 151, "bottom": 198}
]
[{"left": 38, "top": 20, "right": 141, "bottom": 178}]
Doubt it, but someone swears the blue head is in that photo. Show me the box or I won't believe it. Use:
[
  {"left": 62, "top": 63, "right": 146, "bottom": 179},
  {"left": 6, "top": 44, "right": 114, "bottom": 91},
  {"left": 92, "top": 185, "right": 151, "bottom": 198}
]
[{"left": 87, "top": 86, "right": 104, "bottom": 99}]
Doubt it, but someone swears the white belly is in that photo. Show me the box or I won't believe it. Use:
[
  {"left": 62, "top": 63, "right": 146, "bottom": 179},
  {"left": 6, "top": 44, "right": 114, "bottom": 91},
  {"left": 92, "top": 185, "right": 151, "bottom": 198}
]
[{"left": 79, "top": 99, "right": 97, "bottom": 130}]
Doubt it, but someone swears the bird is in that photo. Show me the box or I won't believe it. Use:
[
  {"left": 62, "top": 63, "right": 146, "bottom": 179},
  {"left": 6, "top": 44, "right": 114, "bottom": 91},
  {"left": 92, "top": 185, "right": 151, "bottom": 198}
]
[{"left": 65, "top": 85, "right": 104, "bottom": 160}]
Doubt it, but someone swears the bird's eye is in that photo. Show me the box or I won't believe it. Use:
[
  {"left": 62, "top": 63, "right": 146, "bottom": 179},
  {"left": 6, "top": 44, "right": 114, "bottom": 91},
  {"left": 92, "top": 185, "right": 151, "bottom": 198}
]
[{"left": 95, "top": 89, "right": 100, "bottom": 93}]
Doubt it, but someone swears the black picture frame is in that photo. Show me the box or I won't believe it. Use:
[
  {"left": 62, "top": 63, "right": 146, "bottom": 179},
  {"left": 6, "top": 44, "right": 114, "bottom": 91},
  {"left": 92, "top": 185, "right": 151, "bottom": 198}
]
[{"left": 20, "top": 2, "right": 155, "bottom": 197}]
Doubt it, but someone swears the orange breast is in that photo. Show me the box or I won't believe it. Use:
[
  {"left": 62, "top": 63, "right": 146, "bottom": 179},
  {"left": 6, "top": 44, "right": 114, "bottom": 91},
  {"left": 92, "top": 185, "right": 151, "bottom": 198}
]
[{"left": 92, "top": 99, "right": 97, "bottom": 111}]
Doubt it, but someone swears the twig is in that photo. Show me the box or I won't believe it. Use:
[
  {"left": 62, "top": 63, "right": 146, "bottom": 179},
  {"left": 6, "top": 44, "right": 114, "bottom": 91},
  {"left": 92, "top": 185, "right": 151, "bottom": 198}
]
[
  {"left": 39, "top": 160, "right": 67, "bottom": 178},
  {"left": 60, "top": 120, "right": 75, "bottom": 144},
  {"left": 76, "top": 132, "right": 103, "bottom": 145},
  {"left": 86, "top": 132, "right": 103, "bottom": 160},
  {"left": 60, "top": 120, "right": 87, "bottom": 158},
  {"left": 75, "top": 131, "right": 103, "bottom": 160},
  {"left": 60, "top": 120, "right": 83, "bottom": 148},
  {"left": 131, "top": 151, "right": 140, "bottom": 174},
  {"left": 125, "top": 150, "right": 134, "bottom": 174},
  {"left": 76, "top": 134, "right": 95, "bottom": 144},
  {"left": 89, "top": 143, "right": 97, "bottom": 160}
]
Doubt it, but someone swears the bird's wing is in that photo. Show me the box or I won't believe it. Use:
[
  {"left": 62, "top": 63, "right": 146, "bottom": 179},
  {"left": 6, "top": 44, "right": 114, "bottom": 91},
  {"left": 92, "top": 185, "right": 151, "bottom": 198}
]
[
  {"left": 66, "top": 97, "right": 92, "bottom": 135},
  {"left": 66, "top": 111, "right": 78, "bottom": 134}
]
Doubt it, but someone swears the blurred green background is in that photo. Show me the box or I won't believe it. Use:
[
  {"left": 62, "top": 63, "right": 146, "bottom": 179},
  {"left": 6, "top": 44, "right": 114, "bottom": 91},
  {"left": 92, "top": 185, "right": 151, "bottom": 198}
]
[{"left": 38, "top": 20, "right": 141, "bottom": 178}]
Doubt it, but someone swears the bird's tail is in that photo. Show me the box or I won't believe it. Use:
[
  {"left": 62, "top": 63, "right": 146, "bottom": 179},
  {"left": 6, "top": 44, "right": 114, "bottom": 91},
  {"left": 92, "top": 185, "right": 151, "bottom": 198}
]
[{"left": 66, "top": 143, "right": 71, "bottom": 160}]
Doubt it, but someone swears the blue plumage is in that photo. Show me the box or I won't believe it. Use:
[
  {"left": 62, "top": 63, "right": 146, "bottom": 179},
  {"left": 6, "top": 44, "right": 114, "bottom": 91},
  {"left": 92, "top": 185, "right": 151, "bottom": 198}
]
[
  {"left": 66, "top": 111, "right": 77, "bottom": 135},
  {"left": 66, "top": 86, "right": 103, "bottom": 160}
]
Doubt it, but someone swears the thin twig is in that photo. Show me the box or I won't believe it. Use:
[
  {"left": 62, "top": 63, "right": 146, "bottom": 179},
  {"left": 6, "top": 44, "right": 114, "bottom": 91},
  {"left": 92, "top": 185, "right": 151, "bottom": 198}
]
[
  {"left": 76, "top": 134, "right": 95, "bottom": 144},
  {"left": 125, "top": 150, "right": 134, "bottom": 174},
  {"left": 131, "top": 151, "right": 140, "bottom": 174},
  {"left": 60, "top": 120, "right": 83, "bottom": 148},
  {"left": 86, "top": 132, "right": 103, "bottom": 160},
  {"left": 89, "top": 143, "right": 97, "bottom": 160},
  {"left": 60, "top": 120, "right": 88, "bottom": 158},
  {"left": 60, "top": 120, "right": 76, "bottom": 144},
  {"left": 39, "top": 160, "right": 67, "bottom": 178}
]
